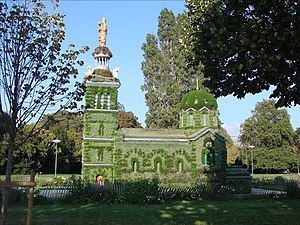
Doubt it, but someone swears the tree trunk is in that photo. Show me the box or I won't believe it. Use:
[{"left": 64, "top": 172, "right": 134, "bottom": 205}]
[{"left": 1, "top": 136, "right": 15, "bottom": 225}]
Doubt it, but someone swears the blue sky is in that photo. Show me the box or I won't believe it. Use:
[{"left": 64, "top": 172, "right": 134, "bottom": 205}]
[{"left": 58, "top": 0, "right": 299, "bottom": 139}]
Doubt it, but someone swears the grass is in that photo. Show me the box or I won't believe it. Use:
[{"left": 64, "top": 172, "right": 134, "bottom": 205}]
[
  {"left": 252, "top": 174, "right": 300, "bottom": 180},
  {"left": 6, "top": 199, "right": 300, "bottom": 225}
]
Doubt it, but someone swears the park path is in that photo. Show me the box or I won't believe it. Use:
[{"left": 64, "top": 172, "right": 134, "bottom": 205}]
[
  {"left": 36, "top": 187, "right": 287, "bottom": 199},
  {"left": 251, "top": 188, "right": 287, "bottom": 196}
]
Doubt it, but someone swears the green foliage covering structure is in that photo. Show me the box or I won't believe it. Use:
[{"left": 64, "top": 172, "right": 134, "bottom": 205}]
[
  {"left": 84, "top": 110, "right": 118, "bottom": 138},
  {"left": 85, "top": 86, "right": 118, "bottom": 110},
  {"left": 82, "top": 79, "right": 227, "bottom": 186},
  {"left": 81, "top": 19, "right": 227, "bottom": 186},
  {"left": 179, "top": 90, "right": 218, "bottom": 110}
]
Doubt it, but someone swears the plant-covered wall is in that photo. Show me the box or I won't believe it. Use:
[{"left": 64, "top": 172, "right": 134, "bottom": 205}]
[
  {"left": 110, "top": 132, "right": 227, "bottom": 187},
  {"left": 82, "top": 166, "right": 114, "bottom": 183},
  {"left": 81, "top": 57, "right": 227, "bottom": 185},
  {"left": 84, "top": 110, "right": 118, "bottom": 138},
  {"left": 85, "top": 86, "right": 118, "bottom": 110},
  {"left": 82, "top": 79, "right": 120, "bottom": 181},
  {"left": 180, "top": 109, "right": 220, "bottom": 129}
]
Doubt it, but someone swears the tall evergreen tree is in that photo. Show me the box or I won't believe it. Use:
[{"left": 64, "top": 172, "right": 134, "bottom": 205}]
[
  {"left": 239, "top": 99, "right": 295, "bottom": 172},
  {"left": 141, "top": 8, "right": 206, "bottom": 128}
]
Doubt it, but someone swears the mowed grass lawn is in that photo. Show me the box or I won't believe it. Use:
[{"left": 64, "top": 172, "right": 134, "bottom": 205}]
[{"left": 6, "top": 199, "right": 300, "bottom": 225}]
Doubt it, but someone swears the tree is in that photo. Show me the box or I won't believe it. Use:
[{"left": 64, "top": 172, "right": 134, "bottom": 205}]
[
  {"left": 0, "top": 124, "right": 55, "bottom": 174},
  {"left": 239, "top": 99, "right": 295, "bottom": 172},
  {"left": 141, "top": 8, "right": 206, "bottom": 128},
  {"left": 41, "top": 110, "right": 84, "bottom": 174},
  {"left": 0, "top": 1, "right": 88, "bottom": 223},
  {"left": 0, "top": 112, "right": 9, "bottom": 142},
  {"left": 118, "top": 111, "right": 142, "bottom": 128},
  {"left": 218, "top": 127, "right": 239, "bottom": 165},
  {"left": 186, "top": 0, "right": 300, "bottom": 107},
  {"left": 293, "top": 128, "right": 300, "bottom": 173}
]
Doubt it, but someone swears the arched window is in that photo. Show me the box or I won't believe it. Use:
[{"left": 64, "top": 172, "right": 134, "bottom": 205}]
[
  {"left": 178, "top": 161, "right": 182, "bottom": 173},
  {"left": 133, "top": 161, "right": 137, "bottom": 172},
  {"left": 201, "top": 114, "right": 207, "bottom": 126},
  {"left": 99, "top": 123, "right": 104, "bottom": 136},
  {"left": 94, "top": 93, "right": 98, "bottom": 109},
  {"left": 189, "top": 113, "right": 194, "bottom": 126},
  {"left": 98, "top": 148, "right": 103, "bottom": 161},
  {"left": 107, "top": 93, "right": 111, "bottom": 109},
  {"left": 209, "top": 153, "right": 214, "bottom": 166},
  {"left": 156, "top": 161, "right": 160, "bottom": 173},
  {"left": 100, "top": 93, "right": 104, "bottom": 109},
  {"left": 203, "top": 153, "right": 207, "bottom": 165}
]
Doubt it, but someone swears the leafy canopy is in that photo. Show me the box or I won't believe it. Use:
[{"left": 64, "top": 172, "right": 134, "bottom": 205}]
[
  {"left": 186, "top": 0, "right": 300, "bottom": 107},
  {"left": 239, "top": 99, "right": 295, "bottom": 171}
]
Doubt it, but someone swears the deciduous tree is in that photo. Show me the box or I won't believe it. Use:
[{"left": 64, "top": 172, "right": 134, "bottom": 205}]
[
  {"left": 40, "top": 110, "right": 84, "bottom": 174},
  {"left": 118, "top": 111, "right": 142, "bottom": 128},
  {"left": 239, "top": 99, "right": 295, "bottom": 172},
  {"left": 293, "top": 128, "right": 300, "bottom": 173},
  {"left": 186, "top": 0, "right": 300, "bottom": 107},
  {"left": 1, "top": 124, "right": 55, "bottom": 174},
  {"left": 0, "top": 0, "right": 88, "bottom": 223}
]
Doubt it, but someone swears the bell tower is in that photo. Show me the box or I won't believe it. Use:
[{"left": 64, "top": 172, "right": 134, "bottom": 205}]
[{"left": 82, "top": 18, "right": 120, "bottom": 182}]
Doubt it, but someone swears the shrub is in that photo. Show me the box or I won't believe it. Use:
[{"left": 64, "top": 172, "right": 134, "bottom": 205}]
[
  {"left": 63, "top": 176, "right": 118, "bottom": 203},
  {"left": 274, "top": 176, "right": 284, "bottom": 185},
  {"left": 285, "top": 180, "right": 300, "bottom": 199},
  {"left": 0, "top": 188, "right": 27, "bottom": 203},
  {"left": 123, "top": 179, "right": 160, "bottom": 204}
]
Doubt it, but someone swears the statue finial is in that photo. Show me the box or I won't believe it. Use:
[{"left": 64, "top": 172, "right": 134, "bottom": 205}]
[{"left": 98, "top": 18, "right": 107, "bottom": 47}]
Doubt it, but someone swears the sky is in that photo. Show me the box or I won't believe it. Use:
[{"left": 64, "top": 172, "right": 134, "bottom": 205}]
[{"left": 57, "top": 0, "right": 299, "bottom": 140}]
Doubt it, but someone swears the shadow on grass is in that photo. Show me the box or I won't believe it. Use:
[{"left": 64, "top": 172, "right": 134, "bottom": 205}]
[{"left": 7, "top": 199, "right": 300, "bottom": 225}]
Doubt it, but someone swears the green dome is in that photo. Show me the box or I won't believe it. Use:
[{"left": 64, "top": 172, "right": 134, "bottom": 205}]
[{"left": 179, "top": 90, "right": 218, "bottom": 110}]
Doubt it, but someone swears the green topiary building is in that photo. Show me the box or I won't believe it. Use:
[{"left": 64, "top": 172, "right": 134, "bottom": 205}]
[{"left": 81, "top": 19, "right": 227, "bottom": 187}]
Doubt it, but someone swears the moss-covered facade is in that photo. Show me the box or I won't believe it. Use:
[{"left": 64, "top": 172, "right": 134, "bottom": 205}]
[{"left": 81, "top": 23, "right": 227, "bottom": 187}]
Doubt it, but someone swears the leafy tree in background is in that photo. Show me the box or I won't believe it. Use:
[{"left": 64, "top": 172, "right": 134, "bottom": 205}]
[
  {"left": 41, "top": 110, "right": 84, "bottom": 174},
  {"left": 0, "top": 0, "right": 88, "bottom": 223},
  {"left": 186, "top": 0, "right": 300, "bottom": 107},
  {"left": 218, "top": 127, "right": 239, "bottom": 165},
  {"left": 293, "top": 128, "right": 300, "bottom": 173},
  {"left": 0, "top": 113, "right": 9, "bottom": 142},
  {"left": 239, "top": 99, "right": 295, "bottom": 172},
  {"left": 118, "top": 111, "right": 142, "bottom": 128},
  {"left": 0, "top": 124, "right": 55, "bottom": 174},
  {"left": 141, "top": 8, "right": 207, "bottom": 128}
]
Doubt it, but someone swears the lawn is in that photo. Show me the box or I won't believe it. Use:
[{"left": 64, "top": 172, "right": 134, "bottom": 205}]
[{"left": 6, "top": 199, "right": 300, "bottom": 225}]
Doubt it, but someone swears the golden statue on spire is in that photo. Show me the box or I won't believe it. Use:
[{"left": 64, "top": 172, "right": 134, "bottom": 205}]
[{"left": 98, "top": 18, "right": 107, "bottom": 47}]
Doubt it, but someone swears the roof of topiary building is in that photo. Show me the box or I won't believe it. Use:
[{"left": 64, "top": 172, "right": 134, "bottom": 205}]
[
  {"left": 92, "top": 46, "right": 113, "bottom": 58},
  {"left": 120, "top": 127, "right": 225, "bottom": 142},
  {"left": 179, "top": 90, "right": 218, "bottom": 110}
]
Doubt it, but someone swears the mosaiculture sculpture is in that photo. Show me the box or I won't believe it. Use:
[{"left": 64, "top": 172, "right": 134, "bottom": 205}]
[{"left": 81, "top": 18, "right": 228, "bottom": 187}]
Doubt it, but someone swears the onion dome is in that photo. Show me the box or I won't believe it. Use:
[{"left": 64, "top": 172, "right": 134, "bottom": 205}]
[{"left": 179, "top": 90, "right": 218, "bottom": 110}]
